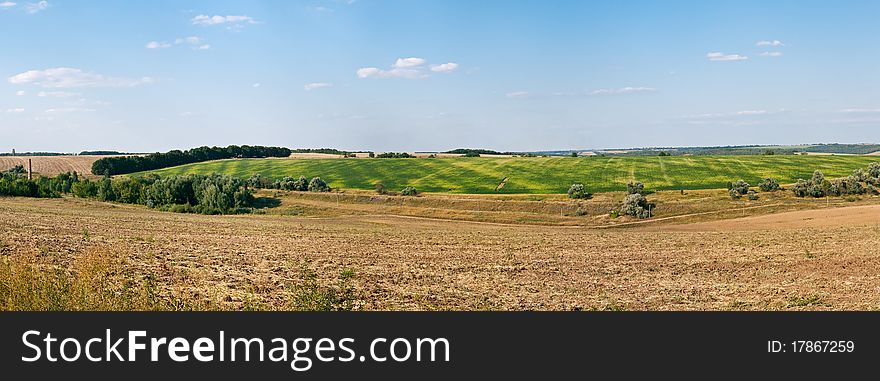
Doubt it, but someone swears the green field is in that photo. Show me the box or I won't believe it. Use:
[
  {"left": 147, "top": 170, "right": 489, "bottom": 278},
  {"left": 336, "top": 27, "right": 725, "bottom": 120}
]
[{"left": 140, "top": 155, "right": 880, "bottom": 194}]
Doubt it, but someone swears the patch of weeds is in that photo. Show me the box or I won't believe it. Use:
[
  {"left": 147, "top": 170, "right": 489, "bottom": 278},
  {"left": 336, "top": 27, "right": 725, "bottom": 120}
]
[
  {"left": 786, "top": 294, "right": 826, "bottom": 308},
  {"left": 288, "top": 262, "right": 359, "bottom": 311},
  {"left": 82, "top": 228, "right": 90, "bottom": 241},
  {"left": 728, "top": 300, "right": 751, "bottom": 310},
  {"left": 805, "top": 249, "right": 814, "bottom": 259},
  {"left": 845, "top": 196, "right": 859, "bottom": 202}
]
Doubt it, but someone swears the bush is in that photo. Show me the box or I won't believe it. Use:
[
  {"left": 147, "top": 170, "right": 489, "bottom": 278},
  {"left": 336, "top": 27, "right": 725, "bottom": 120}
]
[
  {"left": 747, "top": 190, "right": 759, "bottom": 201},
  {"left": 793, "top": 170, "right": 827, "bottom": 198},
  {"left": 621, "top": 193, "right": 653, "bottom": 219},
  {"left": 868, "top": 162, "right": 880, "bottom": 179},
  {"left": 375, "top": 183, "right": 387, "bottom": 194},
  {"left": 626, "top": 181, "right": 645, "bottom": 195},
  {"left": 375, "top": 152, "right": 414, "bottom": 158},
  {"left": 401, "top": 186, "right": 419, "bottom": 196},
  {"left": 567, "top": 184, "right": 592, "bottom": 199},
  {"left": 728, "top": 188, "right": 741, "bottom": 199},
  {"left": 730, "top": 180, "right": 750, "bottom": 196},
  {"left": 759, "top": 178, "right": 780, "bottom": 192},
  {"left": 308, "top": 177, "right": 330, "bottom": 192}
]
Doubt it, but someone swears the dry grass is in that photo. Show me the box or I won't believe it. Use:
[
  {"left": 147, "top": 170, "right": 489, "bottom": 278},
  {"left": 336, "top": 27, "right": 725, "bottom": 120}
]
[
  {"left": 2, "top": 192, "right": 880, "bottom": 311},
  {"left": 0, "top": 156, "right": 107, "bottom": 177}
]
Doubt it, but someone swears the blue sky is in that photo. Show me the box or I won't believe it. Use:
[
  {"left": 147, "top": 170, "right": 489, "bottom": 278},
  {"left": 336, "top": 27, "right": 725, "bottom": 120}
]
[{"left": 2, "top": 0, "right": 879, "bottom": 152}]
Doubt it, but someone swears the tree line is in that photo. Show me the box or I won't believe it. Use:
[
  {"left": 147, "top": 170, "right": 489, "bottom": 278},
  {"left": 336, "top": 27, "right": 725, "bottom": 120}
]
[{"left": 91, "top": 145, "right": 292, "bottom": 176}]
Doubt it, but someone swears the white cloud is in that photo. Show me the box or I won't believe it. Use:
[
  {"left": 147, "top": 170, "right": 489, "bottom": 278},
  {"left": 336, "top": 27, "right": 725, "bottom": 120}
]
[
  {"left": 430, "top": 63, "right": 459, "bottom": 73},
  {"left": 0, "top": 2, "right": 16, "bottom": 8},
  {"left": 45, "top": 107, "right": 95, "bottom": 113},
  {"left": 304, "top": 82, "right": 333, "bottom": 91},
  {"left": 356, "top": 66, "right": 422, "bottom": 79},
  {"left": 191, "top": 15, "right": 257, "bottom": 27},
  {"left": 195, "top": 44, "right": 210, "bottom": 50},
  {"left": 175, "top": 36, "right": 202, "bottom": 45},
  {"left": 760, "top": 51, "right": 783, "bottom": 57},
  {"left": 839, "top": 108, "right": 880, "bottom": 113},
  {"left": 756, "top": 40, "right": 784, "bottom": 47},
  {"left": 735, "top": 110, "right": 769, "bottom": 115},
  {"left": 707, "top": 52, "right": 748, "bottom": 61},
  {"left": 15, "top": 90, "right": 25, "bottom": 96},
  {"left": 506, "top": 91, "right": 529, "bottom": 99},
  {"left": 357, "top": 57, "right": 457, "bottom": 79},
  {"left": 145, "top": 41, "right": 171, "bottom": 49},
  {"left": 252, "top": 83, "right": 261, "bottom": 88},
  {"left": 37, "top": 91, "right": 80, "bottom": 98},
  {"left": 591, "top": 86, "right": 656, "bottom": 95},
  {"left": 25, "top": 0, "right": 47, "bottom": 14},
  {"left": 392, "top": 57, "right": 426, "bottom": 68},
  {"left": 5, "top": 108, "right": 25, "bottom": 113},
  {"left": 9, "top": 67, "right": 154, "bottom": 88}
]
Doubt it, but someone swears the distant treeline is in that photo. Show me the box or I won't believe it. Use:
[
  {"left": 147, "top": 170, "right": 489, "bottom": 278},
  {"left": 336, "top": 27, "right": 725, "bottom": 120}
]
[
  {"left": 291, "top": 148, "right": 353, "bottom": 155},
  {"left": 91, "top": 145, "right": 292, "bottom": 176},
  {"left": 445, "top": 148, "right": 522, "bottom": 156},
  {"left": 0, "top": 152, "right": 68, "bottom": 157},
  {"left": 79, "top": 151, "right": 129, "bottom": 156}
]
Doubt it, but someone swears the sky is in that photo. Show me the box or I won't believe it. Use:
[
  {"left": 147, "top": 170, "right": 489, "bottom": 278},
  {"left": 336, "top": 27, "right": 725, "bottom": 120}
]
[{"left": 2, "top": 0, "right": 880, "bottom": 153}]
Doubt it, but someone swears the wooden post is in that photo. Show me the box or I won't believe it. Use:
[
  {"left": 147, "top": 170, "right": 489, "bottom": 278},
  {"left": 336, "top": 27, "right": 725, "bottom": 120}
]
[{"left": 27, "top": 159, "right": 32, "bottom": 180}]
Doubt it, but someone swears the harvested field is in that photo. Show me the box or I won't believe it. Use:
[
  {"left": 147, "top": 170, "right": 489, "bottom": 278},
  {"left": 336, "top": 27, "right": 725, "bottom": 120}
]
[
  {"left": 0, "top": 156, "right": 105, "bottom": 176},
  {"left": 3, "top": 194, "right": 880, "bottom": 311}
]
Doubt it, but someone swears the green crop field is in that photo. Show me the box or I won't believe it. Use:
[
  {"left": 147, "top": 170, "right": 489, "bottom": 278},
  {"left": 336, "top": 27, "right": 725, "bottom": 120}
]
[{"left": 139, "top": 155, "right": 880, "bottom": 194}]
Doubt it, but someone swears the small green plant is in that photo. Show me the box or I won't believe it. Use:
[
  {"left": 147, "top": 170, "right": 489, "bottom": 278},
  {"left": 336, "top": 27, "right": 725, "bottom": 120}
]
[{"left": 401, "top": 186, "right": 419, "bottom": 196}]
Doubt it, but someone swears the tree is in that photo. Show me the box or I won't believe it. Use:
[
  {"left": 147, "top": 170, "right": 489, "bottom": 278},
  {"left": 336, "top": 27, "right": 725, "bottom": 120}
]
[
  {"left": 626, "top": 181, "right": 645, "bottom": 195},
  {"left": 621, "top": 193, "right": 653, "bottom": 218},
  {"left": 308, "top": 177, "right": 330, "bottom": 192},
  {"left": 570, "top": 152, "right": 578, "bottom": 158},
  {"left": 730, "top": 180, "right": 750, "bottom": 196},
  {"left": 567, "top": 184, "right": 592, "bottom": 199},
  {"left": 759, "top": 178, "right": 780, "bottom": 192}
]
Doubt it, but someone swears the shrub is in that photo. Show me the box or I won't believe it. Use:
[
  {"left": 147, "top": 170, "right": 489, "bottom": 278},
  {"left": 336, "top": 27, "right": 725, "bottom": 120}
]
[
  {"left": 71, "top": 179, "right": 98, "bottom": 198},
  {"left": 401, "top": 186, "right": 419, "bottom": 196},
  {"left": 868, "top": 162, "right": 880, "bottom": 179},
  {"left": 793, "top": 170, "right": 827, "bottom": 198},
  {"left": 368, "top": 152, "right": 375, "bottom": 158},
  {"left": 620, "top": 193, "right": 653, "bottom": 219},
  {"left": 747, "top": 190, "right": 759, "bottom": 201},
  {"left": 308, "top": 177, "right": 330, "bottom": 192},
  {"left": 730, "top": 180, "right": 750, "bottom": 196},
  {"left": 728, "top": 188, "right": 741, "bottom": 199},
  {"left": 375, "top": 183, "right": 387, "bottom": 194},
  {"left": 626, "top": 181, "right": 645, "bottom": 195},
  {"left": 567, "top": 184, "right": 592, "bottom": 199},
  {"left": 759, "top": 178, "right": 780, "bottom": 192}
]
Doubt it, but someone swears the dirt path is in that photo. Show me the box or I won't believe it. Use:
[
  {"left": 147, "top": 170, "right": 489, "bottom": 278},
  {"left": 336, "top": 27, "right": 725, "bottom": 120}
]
[{"left": 656, "top": 204, "right": 880, "bottom": 232}]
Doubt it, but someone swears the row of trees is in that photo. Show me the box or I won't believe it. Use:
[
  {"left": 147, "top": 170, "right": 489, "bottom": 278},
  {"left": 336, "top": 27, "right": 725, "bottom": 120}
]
[
  {"left": 91, "top": 145, "right": 292, "bottom": 176},
  {"left": 249, "top": 175, "right": 331, "bottom": 193},
  {"left": 792, "top": 165, "right": 880, "bottom": 198},
  {"left": 375, "top": 152, "right": 414, "bottom": 158},
  {"left": 0, "top": 171, "right": 80, "bottom": 198}
]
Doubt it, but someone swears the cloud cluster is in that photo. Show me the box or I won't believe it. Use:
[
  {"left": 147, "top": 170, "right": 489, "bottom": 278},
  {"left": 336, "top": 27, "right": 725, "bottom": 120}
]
[
  {"left": 25, "top": 0, "right": 47, "bottom": 14},
  {"left": 146, "top": 36, "right": 209, "bottom": 50},
  {"left": 706, "top": 52, "right": 748, "bottom": 62},
  {"left": 191, "top": 14, "right": 257, "bottom": 30},
  {"left": 0, "top": 2, "right": 16, "bottom": 9},
  {"left": 357, "top": 57, "right": 458, "bottom": 79},
  {"left": 8, "top": 67, "right": 154, "bottom": 88},
  {"left": 756, "top": 40, "right": 784, "bottom": 47}
]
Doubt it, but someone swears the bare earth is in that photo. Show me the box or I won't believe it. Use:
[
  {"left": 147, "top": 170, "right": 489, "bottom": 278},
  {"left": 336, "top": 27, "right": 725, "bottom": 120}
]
[{"left": 2, "top": 194, "right": 880, "bottom": 311}]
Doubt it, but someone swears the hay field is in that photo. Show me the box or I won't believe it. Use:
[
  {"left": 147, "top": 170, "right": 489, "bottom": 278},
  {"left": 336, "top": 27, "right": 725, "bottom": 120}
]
[
  {"left": 3, "top": 191, "right": 880, "bottom": 311},
  {"left": 140, "top": 155, "right": 879, "bottom": 194},
  {"left": 0, "top": 156, "right": 103, "bottom": 176}
]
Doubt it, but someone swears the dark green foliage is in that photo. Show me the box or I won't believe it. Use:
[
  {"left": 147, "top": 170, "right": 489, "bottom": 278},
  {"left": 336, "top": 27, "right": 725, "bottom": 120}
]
[
  {"left": 793, "top": 170, "right": 828, "bottom": 198},
  {"left": 368, "top": 152, "right": 375, "bottom": 158},
  {"left": 658, "top": 151, "right": 670, "bottom": 157},
  {"left": 626, "top": 181, "right": 645, "bottom": 195},
  {"left": 747, "top": 190, "right": 759, "bottom": 201},
  {"left": 308, "top": 177, "right": 330, "bottom": 192},
  {"left": 463, "top": 152, "right": 481, "bottom": 157},
  {"left": 375, "top": 152, "right": 414, "bottom": 158},
  {"left": 291, "top": 148, "right": 352, "bottom": 156},
  {"left": 445, "top": 148, "right": 521, "bottom": 156},
  {"left": 730, "top": 180, "right": 750, "bottom": 196},
  {"left": 567, "top": 183, "right": 592, "bottom": 199},
  {"left": 758, "top": 178, "right": 780, "bottom": 192},
  {"left": 246, "top": 174, "right": 274, "bottom": 189},
  {"left": 400, "top": 186, "right": 418, "bottom": 196},
  {"left": 92, "top": 145, "right": 291, "bottom": 175},
  {"left": 71, "top": 179, "right": 98, "bottom": 198},
  {"left": 728, "top": 188, "right": 741, "bottom": 199},
  {"left": 5, "top": 165, "right": 26, "bottom": 175},
  {"left": 0, "top": 171, "right": 79, "bottom": 198},
  {"left": 79, "top": 151, "right": 127, "bottom": 156}
]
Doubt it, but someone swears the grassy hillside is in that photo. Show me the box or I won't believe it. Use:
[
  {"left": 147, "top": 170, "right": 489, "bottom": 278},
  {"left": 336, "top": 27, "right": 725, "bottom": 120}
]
[{"left": 140, "top": 155, "right": 879, "bottom": 194}]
